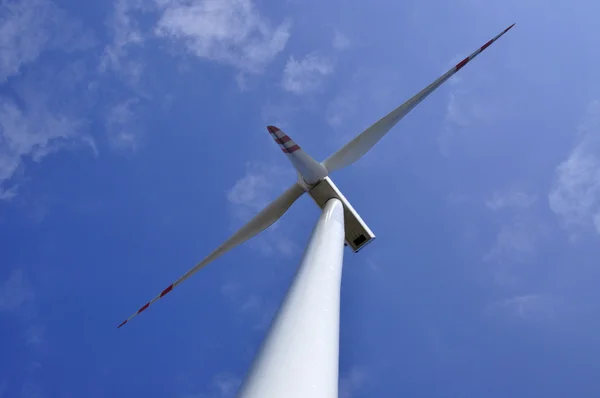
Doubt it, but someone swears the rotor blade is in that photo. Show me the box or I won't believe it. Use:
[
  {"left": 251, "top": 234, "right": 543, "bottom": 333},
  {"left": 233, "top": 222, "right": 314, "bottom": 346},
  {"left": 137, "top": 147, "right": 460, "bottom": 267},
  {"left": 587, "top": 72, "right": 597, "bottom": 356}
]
[
  {"left": 322, "top": 23, "right": 515, "bottom": 173},
  {"left": 117, "top": 183, "right": 305, "bottom": 328}
]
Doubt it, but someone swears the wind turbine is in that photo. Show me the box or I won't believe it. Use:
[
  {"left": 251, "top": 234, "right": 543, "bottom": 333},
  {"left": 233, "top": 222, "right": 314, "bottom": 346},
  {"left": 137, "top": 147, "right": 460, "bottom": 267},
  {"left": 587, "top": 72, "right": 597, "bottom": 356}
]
[{"left": 118, "top": 24, "right": 515, "bottom": 398}]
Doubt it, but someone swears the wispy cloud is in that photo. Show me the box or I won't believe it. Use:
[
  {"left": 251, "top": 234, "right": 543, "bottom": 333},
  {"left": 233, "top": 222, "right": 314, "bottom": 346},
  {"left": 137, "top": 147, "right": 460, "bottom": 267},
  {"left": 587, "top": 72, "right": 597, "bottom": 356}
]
[
  {"left": 444, "top": 87, "right": 497, "bottom": 128},
  {"left": 326, "top": 90, "right": 359, "bottom": 128},
  {"left": 20, "top": 379, "right": 46, "bottom": 398},
  {"left": 208, "top": 374, "right": 240, "bottom": 398},
  {"left": 106, "top": 97, "right": 142, "bottom": 150},
  {"left": 449, "top": 187, "right": 545, "bottom": 290},
  {"left": 0, "top": 269, "right": 45, "bottom": 349},
  {"left": 0, "top": 268, "right": 46, "bottom": 350},
  {"left": 332, "top": 30, "right": 351, "bottom": 51},
  {"left": 489, "top": 294, "right": 556, "bottom": 321},
  {"left": 220, "top": 281, "right": 277, "bottom": 331},
  {"left": 549, "top": 99, "right": 600, "bottom": 238},
  {"left": 282, "top": 54, "right": 334, "bottom": 95},
  {"left": 24, "top": 324, "right": 46, "bottom": 347},
  {"left": 365, "top": 258, "right": 380, "bottom": 272},
  {"left": 1, "top": 269, "right": 49, "bottom": 397},
  {"left": 439, "top": 75, "right": 502, "bottom": 157},
  {"left": 483, "top": 188, "right": 540, "bottom": 286},
  {"left": 486, "top": 190, "right": 537, "bottom": 211},
  {"left": 0, "top": 0, "right": 96, "bottom": 199},
  {"left": 339, "top": 366, "right": 367, "bottom": 398},
  {"left": 483, "top": 220, "right": 538, "bottom": 288},
  {"left": 100, "top": 0, "right": 146, "bottom": 84},
  {"left": 0, "top": 88, "right": 90, "bottom": 199},
  {"left": 155, "top": 0, "right": 290, "bottom": 74},
  {"left": 0, "top": 0, "right": 94, "bottom": 83},
  {"left": 0, "top": 269, "right": 35, "bottom": 314},
  {"left": 182, "top": 373, "right": 240, "bottom": 398}
]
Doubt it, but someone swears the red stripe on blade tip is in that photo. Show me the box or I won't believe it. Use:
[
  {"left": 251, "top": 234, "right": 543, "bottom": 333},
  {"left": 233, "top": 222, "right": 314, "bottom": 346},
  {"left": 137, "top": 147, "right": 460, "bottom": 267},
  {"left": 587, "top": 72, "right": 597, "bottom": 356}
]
[
  {"left": 273, "top": 136, "right": 285, "bottom": 147},
  {"left": 160, "top": 284, "right": 173, "bottom": 297},
  {"left": 480, "top": 39, "right": 493, "bottom": 51},
  {"left": 272, "top": 134, "right": 291, "bottom": 146},
  {"left": 138, "top": 302, "right": 150, "bottom": 314},
  {"left": 117, "top": 320, "right": 127, "bottom": 328},
  {"left": 278, "top": 135, "right": 291, "bottom": 143},
  {"left": 455, "top": 57, "right": 469, "bottom": 71}
]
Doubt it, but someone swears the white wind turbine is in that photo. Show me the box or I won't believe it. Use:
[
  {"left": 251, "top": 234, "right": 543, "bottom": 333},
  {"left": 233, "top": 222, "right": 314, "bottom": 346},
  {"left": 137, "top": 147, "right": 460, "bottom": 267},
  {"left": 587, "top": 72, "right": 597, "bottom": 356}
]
[{"left": 118, "top": 24, "right": 515, "bottom": 398}]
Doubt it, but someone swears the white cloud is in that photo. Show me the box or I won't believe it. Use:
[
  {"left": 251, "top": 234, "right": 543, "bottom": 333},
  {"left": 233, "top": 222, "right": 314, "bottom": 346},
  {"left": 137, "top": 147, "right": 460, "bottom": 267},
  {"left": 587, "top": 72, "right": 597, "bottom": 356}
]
[
  {"left": 439, "top": 78, "right": 502, "bottom": 156},
  {"left": 282, "top": 54, "right": 334, "bottom": 94},
  {"left": 0, "top": 0, "right": 95, "bottom": 199},
  {"left": 484, "top": 221, "right": 536, "bottom": 262},
  {"left": 20, "top": 379, "right": 45, "bottom": 398},
  {"left": 447, "top": 192, "right": 472, "bottom": 205},
  {"left": 0, "top": 0, "right": 94, "bottom": 83},
  {"left": 491, "top": 294, "right": 556, "bottom": 321},
  {"left": 100, "top": 0, "right": 145, "bottom": 83},
  {"left": 155, "top": 0, "right": 291, "bottom": 74},
  {"left": 99, "top": 0, "right": 158, "bottom": 150},
  {"left": 106, "top": 98, "right": 141, "bottom": 150},
  {"left": 0, "top": 90, "right": 90, "bottom": 198},
  {"left": 24, "top": 324, "right": 46, "bottom": 346},
  {"left": 365, "top": 258, "right": 380, "bottom": 272},
  {"left": 221, "top": 279, "right": 278, "bottom": 331},
  {"left": 0, "top": 269, "right": 47, "bottom": 396},
  {"left": 183, "top": 373, "right": 240, "bottom": 398},
  {"left": 483, "top": 220, "right": 537, "bottom": 288},
  {"left": 0, "top": 270, "right": 44, "bottom": 345},
  {"left": 210, "top": 374, "right": 240, "bottom": 398},
  {"left": 333, "top": 30, "right": 350, "bottom": 51},
  {"left": 444, "top": 90, "right": 470, "bottom": 128},
  {"left": 483, "top": 190, "right": 542, "bottom": 287},
  {"left": 0, "top": 0, "right": 50, "bottom": 82},
  {"left": 326, "top": 91, "right": 359, "bottom": 128},
  {"left": 486, "top": 190, "right": 537, "bottom": 211},
  {"left": 549, "top": 100, "right": 600, "bottom": 236},
  {"left": 444, "top": 87, "right": 498, "bottom": 128},
  {"left": 0, "top": 269, "right": 35, "bottom": 313},
  {"left": 339, "top": 367, "right": 367, "bottom": 398}
]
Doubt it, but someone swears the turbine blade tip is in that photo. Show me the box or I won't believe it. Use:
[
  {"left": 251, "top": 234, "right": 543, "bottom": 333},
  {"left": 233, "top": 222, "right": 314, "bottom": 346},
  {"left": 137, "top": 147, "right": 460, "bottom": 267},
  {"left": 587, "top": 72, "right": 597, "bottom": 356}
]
[
  {"left": 267, "top": 125, "right": 280, "bottom": 134},
  {"left": 117, "top": 320, "right": 127, "bottom": 329}
]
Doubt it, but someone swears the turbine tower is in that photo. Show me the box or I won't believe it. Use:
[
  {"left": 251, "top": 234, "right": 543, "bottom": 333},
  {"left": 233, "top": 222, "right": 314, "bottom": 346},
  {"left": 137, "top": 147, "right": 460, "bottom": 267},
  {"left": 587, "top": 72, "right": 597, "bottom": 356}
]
[{"left": 118, "top": 24, "right": 515, "bottom": 398}]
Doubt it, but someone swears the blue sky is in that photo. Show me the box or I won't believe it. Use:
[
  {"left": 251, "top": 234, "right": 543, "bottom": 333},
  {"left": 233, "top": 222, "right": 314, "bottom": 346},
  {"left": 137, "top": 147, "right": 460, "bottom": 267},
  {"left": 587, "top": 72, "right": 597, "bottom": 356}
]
[{"left": 2, "top": 0, "right": 600, "bottom": 397}]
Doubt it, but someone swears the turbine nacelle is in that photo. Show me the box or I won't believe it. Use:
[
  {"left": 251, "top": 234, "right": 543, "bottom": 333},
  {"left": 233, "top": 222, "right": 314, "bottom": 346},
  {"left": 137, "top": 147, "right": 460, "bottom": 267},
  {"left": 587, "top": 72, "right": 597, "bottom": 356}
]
[{"left": 307, "top": 176, "right": 375, "bottom": 252}]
